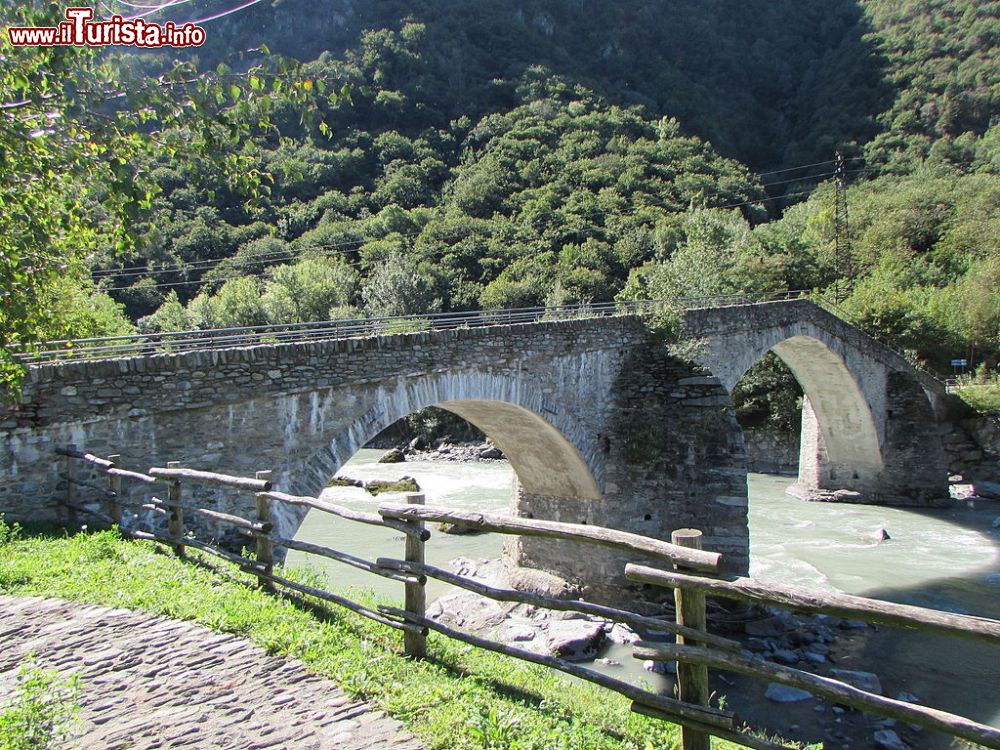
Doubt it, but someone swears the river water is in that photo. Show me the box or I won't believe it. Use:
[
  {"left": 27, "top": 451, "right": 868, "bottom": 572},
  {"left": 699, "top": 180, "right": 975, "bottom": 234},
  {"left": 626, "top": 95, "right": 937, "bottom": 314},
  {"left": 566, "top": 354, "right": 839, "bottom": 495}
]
[{"left": 288, "top": 449, "right": 1000, "bottom": 737}]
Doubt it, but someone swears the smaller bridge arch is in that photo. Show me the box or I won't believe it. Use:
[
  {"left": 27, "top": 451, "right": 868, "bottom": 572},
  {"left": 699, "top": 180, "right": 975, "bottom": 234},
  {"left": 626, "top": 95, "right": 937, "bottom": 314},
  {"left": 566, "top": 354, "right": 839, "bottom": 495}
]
[{"left": 685, "top": 300, "right": 948, "bottom": 504}]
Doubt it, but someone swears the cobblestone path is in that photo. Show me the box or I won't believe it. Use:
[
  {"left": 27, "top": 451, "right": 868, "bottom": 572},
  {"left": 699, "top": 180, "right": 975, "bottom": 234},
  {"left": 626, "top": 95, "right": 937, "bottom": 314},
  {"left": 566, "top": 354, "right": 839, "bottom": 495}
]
[{"left": 0, "top": 596, "right": 423, "bottom": 750}]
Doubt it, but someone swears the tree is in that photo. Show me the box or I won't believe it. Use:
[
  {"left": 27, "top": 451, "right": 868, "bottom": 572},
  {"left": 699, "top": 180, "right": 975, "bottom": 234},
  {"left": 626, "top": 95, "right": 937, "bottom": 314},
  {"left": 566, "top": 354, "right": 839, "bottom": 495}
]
[
  {"left": 0, "top": 4, "right": 338, "bottom": 395},
  {"left": 262, "top": 257, "right": 360, "bottom": 323},
  {"left": 362, "top": 254, "right": 441, "bottom": 317}
]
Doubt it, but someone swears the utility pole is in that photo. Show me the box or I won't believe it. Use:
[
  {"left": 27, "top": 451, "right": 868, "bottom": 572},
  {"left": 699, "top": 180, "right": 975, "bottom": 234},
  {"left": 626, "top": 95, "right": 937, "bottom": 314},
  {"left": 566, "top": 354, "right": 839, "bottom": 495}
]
[{"left": 833, "top": 152, "right": 851, "bottom": 302}]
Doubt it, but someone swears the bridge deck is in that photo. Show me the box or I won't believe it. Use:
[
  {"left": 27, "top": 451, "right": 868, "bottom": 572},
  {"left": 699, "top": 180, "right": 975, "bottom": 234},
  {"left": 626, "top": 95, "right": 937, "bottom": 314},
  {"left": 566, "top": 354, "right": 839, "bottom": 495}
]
[{"left": 0, "top": 595, "right": 422, "bottom": 750}]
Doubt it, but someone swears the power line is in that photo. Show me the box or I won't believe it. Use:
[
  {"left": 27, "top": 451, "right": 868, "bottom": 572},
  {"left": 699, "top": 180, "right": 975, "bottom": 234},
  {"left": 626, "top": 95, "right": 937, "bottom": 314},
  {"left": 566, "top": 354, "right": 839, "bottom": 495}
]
[
  {"left": 95, "top": 187, "right": 824, "bottom": 292},
  {"left": 90, "top": 156, "right": 860, "bottom": 287},
  {"left": 757, "top": 156, "right": 863, "bottom": 178},
  {"left": 761, "top": 170, "right": 835, "bottom": 189}
]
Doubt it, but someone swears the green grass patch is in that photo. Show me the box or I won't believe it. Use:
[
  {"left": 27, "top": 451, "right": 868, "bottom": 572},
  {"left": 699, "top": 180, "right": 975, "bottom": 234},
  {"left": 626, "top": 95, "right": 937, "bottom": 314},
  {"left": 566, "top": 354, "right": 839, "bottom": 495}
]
[
  {"left": 0, "top": 520, "right": 804, "bottom": 749},
  {"left": 953, "top": 383, "right": 1000, "bottom": 415},
  {"left": 365, "top": 478, "right": 420, "bottom": 495},
  {"left": 0, "top": 657, "right": 80, "bottom": 750}
]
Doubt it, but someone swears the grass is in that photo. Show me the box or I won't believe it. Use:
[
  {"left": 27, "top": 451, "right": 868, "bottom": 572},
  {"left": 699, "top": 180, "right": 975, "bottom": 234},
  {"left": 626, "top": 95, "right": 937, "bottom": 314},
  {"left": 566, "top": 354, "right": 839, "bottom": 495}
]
[
  {"left": 954, "top": 383, "right": 1000, "bottom": 415},
  {"left": 0, "top": 519, "right": 804, "bottom": 750},
  {"left": 951, "top": 370, "right": 1000, "bottom": 415},
  {"left": 0, "top": 657, "right": 80, "bottom": 750}
]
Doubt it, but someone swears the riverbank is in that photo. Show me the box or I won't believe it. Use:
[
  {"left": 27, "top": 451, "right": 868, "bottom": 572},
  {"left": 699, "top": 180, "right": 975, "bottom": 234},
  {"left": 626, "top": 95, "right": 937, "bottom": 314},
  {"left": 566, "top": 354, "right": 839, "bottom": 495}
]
[
  {"left": 419, "top": 556, "right": 958, "bottom": 750},
  {"left": 378, "top": 440, "right": 510, "bottom": 464},
  {"left": 0, "top": 520, "right": 772, "bottom": 750}
]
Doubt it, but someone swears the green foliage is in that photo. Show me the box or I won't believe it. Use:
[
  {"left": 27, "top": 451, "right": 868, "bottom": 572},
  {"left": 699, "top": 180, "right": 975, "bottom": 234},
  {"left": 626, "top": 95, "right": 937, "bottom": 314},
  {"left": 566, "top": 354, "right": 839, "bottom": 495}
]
[
  {"left": 952, "top": 367, "right": 1000, "bottom": 415},
  {"left": 954, "top": 383, "right": 1000, "bottom": 415},
  {"left": 0, "top": 4, "right": 335, "bottom": 394},
  {"left": 0, "top": 658, "right": 80, "bottom": 750},
  {"left": 362, "top": 254, "right": 441, "bottom": 317},
  {"left": 262, "top": 257, "right": 360, "bottom": 323},
  {"left": 0, "top": 517, "right": 21, "bottom": 547},
  {"left": 862, "top": 0, "right": 1000, "bottom": 170},
  {"left": 758, "top": 165, "right": 1000, "bottom": 370},
  {"left": 732, "top": 355, "right": 804, "bottom": 432}
]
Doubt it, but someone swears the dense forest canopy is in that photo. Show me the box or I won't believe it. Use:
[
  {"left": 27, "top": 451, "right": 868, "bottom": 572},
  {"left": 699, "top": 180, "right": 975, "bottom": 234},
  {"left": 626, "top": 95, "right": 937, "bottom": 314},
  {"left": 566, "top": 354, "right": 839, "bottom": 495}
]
[{"left": 2, "top": 0, "right": 999, "bottom": 408}]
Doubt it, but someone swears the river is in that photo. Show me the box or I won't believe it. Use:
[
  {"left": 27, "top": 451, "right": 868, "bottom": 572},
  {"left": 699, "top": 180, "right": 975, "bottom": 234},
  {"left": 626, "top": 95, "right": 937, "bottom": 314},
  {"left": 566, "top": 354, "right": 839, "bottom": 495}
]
[{"left": 287, "top": 449, "right": 1000, "bottom": 743}]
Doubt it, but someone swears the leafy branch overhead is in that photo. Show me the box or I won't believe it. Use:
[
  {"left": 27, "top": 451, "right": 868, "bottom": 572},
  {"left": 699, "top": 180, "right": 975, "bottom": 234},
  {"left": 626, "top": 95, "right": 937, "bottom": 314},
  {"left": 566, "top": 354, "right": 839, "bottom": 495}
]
[{"left": 0, "top": 4, "right": 344, "bottom": 393}]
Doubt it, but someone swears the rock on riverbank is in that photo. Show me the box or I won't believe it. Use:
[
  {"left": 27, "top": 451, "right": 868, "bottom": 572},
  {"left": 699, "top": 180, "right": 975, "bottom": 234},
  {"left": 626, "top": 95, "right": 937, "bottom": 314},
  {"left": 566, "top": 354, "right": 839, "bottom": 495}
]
[
  {"left": 426, "top": 558, "right": 629, "bottom": 661},
  {"left": 377, "top": 440, "right": 508, "bottom": 464}
]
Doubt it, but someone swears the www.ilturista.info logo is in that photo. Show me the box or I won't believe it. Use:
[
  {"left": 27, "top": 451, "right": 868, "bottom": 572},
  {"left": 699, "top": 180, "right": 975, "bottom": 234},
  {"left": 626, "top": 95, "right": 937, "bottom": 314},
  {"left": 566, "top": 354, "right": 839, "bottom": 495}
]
[{"left": 8, "top": 7, "right": 206, "bottom": 48}]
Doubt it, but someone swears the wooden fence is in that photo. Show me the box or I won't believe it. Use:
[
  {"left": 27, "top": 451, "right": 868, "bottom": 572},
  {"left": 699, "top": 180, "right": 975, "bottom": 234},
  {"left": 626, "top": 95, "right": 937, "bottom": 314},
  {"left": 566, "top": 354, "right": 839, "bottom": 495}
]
[{"left": 55, "top": 445, "right": 1000, "bottom": 750}]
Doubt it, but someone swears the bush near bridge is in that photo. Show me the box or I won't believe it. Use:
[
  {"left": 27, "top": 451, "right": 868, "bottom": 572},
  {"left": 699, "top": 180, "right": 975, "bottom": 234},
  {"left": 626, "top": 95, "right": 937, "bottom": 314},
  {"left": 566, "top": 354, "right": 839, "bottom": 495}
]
[{"left": 0, "top": 520, "right": 810, "bottom": 750}]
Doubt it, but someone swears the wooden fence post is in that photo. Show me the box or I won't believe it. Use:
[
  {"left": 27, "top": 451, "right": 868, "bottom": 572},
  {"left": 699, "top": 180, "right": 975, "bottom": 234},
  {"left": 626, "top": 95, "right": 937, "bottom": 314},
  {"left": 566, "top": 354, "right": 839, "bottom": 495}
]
[
  {"left": 166, "top": 461, "right": 185, "bottom": 558},
  {"left": 255, "top": 470, "right": 274, "bottom": 590},
  {"left": 107, "top": 454, "right": 122, "bottom": 526},
  {"left": 403, "top": 492, "right": 427, "bottom": 658},
  {"left": 672, "top": 528, "right": 711, "bottom": 750},
  {"left": 64, "top": 443, "right": 78, "bottom": 527}
]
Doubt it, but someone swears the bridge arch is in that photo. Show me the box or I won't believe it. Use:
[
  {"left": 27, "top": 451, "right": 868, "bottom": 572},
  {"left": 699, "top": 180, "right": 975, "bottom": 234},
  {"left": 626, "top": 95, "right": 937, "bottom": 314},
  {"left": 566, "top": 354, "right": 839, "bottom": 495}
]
[
  {"left": 271, "top": 370, "right": 603, "bottom": 536},
  {"left": 685, "top": 301, "right": 947, "bottom": 503},
  {"left": 726, "top": 332, "right": 885, "bottom": 475}
]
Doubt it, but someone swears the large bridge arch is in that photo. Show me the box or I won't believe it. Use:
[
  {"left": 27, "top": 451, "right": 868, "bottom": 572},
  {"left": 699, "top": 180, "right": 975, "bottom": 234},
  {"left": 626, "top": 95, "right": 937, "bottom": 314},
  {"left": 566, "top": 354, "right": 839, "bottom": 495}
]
[
  {"left": 701, "top": 329, "right": 886, "bottom": 483},
  {"left": 270, "top": 370, "right": 603, "bottom": 537}
]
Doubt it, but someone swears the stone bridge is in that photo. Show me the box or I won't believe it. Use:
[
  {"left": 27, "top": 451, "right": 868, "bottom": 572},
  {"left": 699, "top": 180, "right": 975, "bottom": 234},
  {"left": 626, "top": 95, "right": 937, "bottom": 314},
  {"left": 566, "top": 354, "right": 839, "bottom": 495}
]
[{"left": 0, "top": 299, "right": 949, "bottom": 599}]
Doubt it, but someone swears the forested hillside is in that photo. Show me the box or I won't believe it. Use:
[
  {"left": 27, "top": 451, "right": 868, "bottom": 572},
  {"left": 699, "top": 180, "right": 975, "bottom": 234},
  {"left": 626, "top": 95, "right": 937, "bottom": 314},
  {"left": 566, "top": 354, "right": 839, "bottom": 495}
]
[{"left": 3, "top": 0, "right": 999, "bottom": 395}]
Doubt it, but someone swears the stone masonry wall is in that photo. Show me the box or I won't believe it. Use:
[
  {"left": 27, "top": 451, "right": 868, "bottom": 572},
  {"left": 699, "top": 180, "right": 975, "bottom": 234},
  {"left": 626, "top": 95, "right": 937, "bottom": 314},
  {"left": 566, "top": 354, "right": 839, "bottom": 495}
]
[
  {"left": 509, "top": 340, "right": 749, "bottom": 605},
  {"left": 743, "top": 426, "right": 800, "bottom": 476}
]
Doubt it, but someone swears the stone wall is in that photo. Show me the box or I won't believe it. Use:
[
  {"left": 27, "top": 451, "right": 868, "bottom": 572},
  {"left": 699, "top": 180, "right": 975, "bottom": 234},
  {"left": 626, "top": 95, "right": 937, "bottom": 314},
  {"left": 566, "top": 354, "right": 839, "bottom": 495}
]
[
  {"left": 943, "top": 414, "right": 1000, "bottom": 484},
  {"left": 743, "top": 426, "right": 799, "bottom": 476}
]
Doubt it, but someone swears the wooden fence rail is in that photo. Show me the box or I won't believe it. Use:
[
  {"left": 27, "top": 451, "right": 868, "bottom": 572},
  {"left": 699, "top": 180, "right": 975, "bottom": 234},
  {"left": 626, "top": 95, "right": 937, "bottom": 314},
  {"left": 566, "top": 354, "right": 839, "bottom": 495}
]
[
  {"left": 377, "top": 502, "right": 722, "bottom": 571},
  {"left": 625, "top": 564, "right": 1000, "bottom": 645},
  {"left": 635, "top": 642, "right": 1000, "bottom": 748},
  {"left": 261, "top": 490, "right": 429, "bottom": 540},
  {"left": 54, "top": 446, "right": 1000, "bottom": 750}
]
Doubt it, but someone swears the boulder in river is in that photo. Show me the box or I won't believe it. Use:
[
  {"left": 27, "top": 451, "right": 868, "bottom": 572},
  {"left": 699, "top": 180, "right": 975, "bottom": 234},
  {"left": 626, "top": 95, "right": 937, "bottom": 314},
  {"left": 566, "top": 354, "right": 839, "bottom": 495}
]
[
  {"left": 830, "top": 668, "right": 882, "bottom": 695},
  {"left": 326, "top": 475, "right": 363, "bottom": 488},
  {"left": 377, "top": 448, "right": 406, "bottom": 463},
  {"left": 764, "top": 684, "right": 812, "bottom": 703},
  {"left": 643, "top": 658, "right": 675, "bottom": 675},
  {"left": 974, "top": 481, "right": 1000, "bottom": 499},
  {"left": 365, "top": 476, "right": 419, "bottom": 495},
  {"left": 745, "top": 615, "right": 790, "bottom": 637},
  {"left": 546, "top": 620, "right": 605, "bottom": 661},
  {"left": 873, "top": 729, "right": 911, "bottom": 750},
  {"left": 507, "top": 566, "right": 582, "bottom": 599},
  {"left": 437, "top": 521, "right": 483, "bottom": 535}
]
